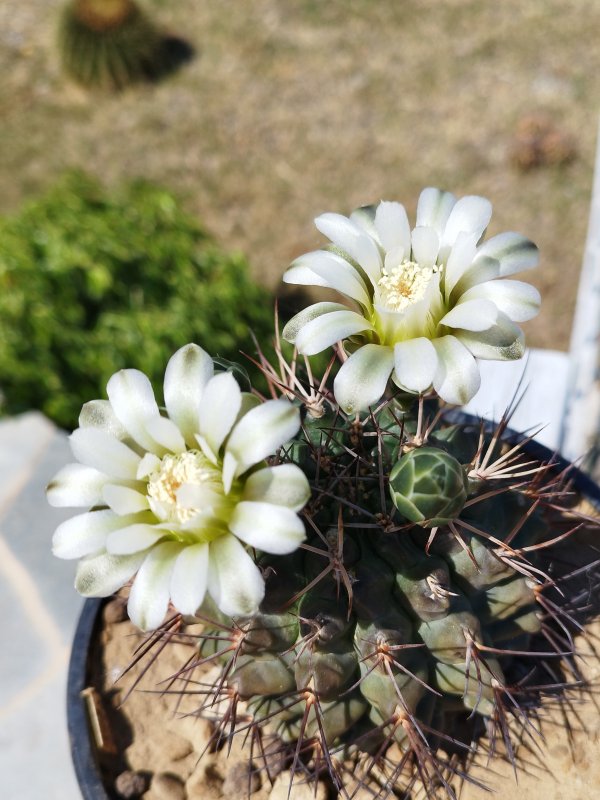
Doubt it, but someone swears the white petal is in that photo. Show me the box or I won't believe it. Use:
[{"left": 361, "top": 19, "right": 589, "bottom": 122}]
[
  {"left": 455, "top": 312, "right": 525, "bottom": 361},
  {"left": 230, "top": 501, "right": 306, "bottom": 554},
  {"left": 416, "top": 188, "right": 456, "bottom": 236},
  {"left": 333, "top": 344, "right": 394, "bottom": 414},
  {"left": 70, "top": 427, "right": 141, "bottom": 480},
  {"left": 460, "top": 280, "right": 541, "bottom": 323},
  {"left": 208, "top": 535, "right": 265, "bottom": 617},
  {"left": 243, "top": 464, "right": 310, "bottom": 511},
  {"left": 393, "top": 338, "right": 438, "bottom": 393},
  {"left": 53, "top": 509, "right": 127, "bottom": 559},
  {"left": 314, "top": 212, "right": 382, "bottom": 285},
  {"left": 282, "top": 302, "right": 351, "bottom": 344},
  {"left": 410, "top": 226, "right": 440, "bottom": 268},
  {"left": 474, "top": 232, "right": 539, "bottom": 278},
  {"left": 163, "top": 344, "right": 214, "bottom": 448},
  {"left": 170, "top": 543, "right": 209, "bottom": 615},
  {"left": 145, "top": 416, "right": 186, "bottom": 454},
  {"left": 137, "top": 452, "right": 161, "bottom": 480},
  {"left": 350, "top": 205, "right": 378, "bottom": 240},
  {"left": 75, "top": 551, "right": 146, "bottom": 598},
  {"left": 106, "top": 524, "right": 166, "bottom": 555},
  {"left": 282, "top": 263, "right": 330, "bottom": 289},
  {"left": 287, "top": 251, "right": 371, "bottom": 308},
  {"left": 102, "top": 484, "right": 149, "bottom": 515},
  {"left": 47, "top": 463, "right": 107, "bottom": 508},
  {"left": 375, "top": 201, "right": 411, "bottom": 257},
  {"left": 176, "top": 482, "right": 225, "bottom": 512},
  {"left": 441, "top": 195, "right": 492, "bottom": 252},
  {"left": 79, "top": 400, "right": 128, "bottom": 440},
  {"left": 440, "top": 299, "right": 498, "bottom": 332},
  {"left": 443, "top": 231, "right": 479, "bottom": 296},
  {"left": 295, "top": 310, "right": 373, "bottom": 356},
  {"left": 127, "top": 543, "right": 182, "bottom": 630},
  {"left": 432, "top": 336, "right": 481, "bottom": 405},
  {"left": 197, "top": 372, "right": 242, "bottom": 461},
  {"left": 224, "top": 400, "right": 301, "bottom": 488},
  {"left": 107, "top": 369, "right": 161, "bottom": 452}
]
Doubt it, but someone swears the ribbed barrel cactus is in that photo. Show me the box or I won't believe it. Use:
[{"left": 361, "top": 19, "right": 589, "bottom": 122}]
[
  {"left": 58, "top": 0, "right": 182, "bottom": 91},
  {"left": 48, "top": 188, "right": 600, "bottom": 798}
]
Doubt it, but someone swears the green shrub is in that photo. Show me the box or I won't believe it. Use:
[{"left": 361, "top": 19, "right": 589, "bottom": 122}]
[{"left": 0, "top": 173, "right": 275, "bottom": 428}]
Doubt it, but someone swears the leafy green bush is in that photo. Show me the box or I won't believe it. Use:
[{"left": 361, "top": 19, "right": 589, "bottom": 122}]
[{"left": 0, "top": 173, "right": 275, "bottom": 428}]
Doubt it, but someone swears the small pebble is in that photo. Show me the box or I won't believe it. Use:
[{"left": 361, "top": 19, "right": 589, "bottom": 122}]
[
  {"left": 115, "top": 770, "right": 149, "bottom": 799},
  {"left": 152, "top": 772, "right": 187, "bottom": 800},
  {"left": 161, "top": 732, "right": 194, "bottom": 762},
  {"left": 223, "top": 761, "right": 261, "bottom": 795},
  {"left": 269, "top": 771, "right": 327, "bottom": 800}
]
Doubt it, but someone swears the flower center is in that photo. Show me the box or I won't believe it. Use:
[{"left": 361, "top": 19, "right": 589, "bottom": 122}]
[
  {"left": 147, "top": 450, "right": 223, "bottom": 525},
  {"left": 377, "top": 260, "right": 439, "bottom": 312}
]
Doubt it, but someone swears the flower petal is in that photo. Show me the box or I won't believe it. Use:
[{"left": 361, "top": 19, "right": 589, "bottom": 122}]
[
  {"left": 460, "top": 279, "right": 541, "bottom": 323},
  {"left": 441, "top": 195, "right": 492, "bottom": 252},
  {"left": 102, "top": 484, "right": 149, "bottom": 515},
  {"left": 145, "top": 416, "right": 186, "bottom": 454},
  {"left": 47, "top": 463, "right": 107, "bottom": 508},
  {"left": 208, "top": 535, "right": 265, "bottom": 617},
  {"left": 432, "top": 336, "right": 481, "bottom": 405},
  {"left": 163, "top": 344, "right": 214, "bottom": 448},
  {"left": 197, "top": 372, "right": 242, "bottom": 461},
  {"left": 416, "top": 188, "right": 456, "bottom": 237},
  {"left": 410, "top": 226, "right": 440, "bottom": 268},
  {"left": 440, "top": 299, "right": 498, "bottom": 332},
  {"left": 170, "top": 543, "right": 209, "bottom": 616},
  {"left": 70, "top": 427, "right": 141, "bottom": 480},
  {"left": 230, "top": 501, "right": 306, "bottom": 554},
  {"left": 286, "top": 250, "right": 371, "bottom": 308},
  {"left": 223, "top": 400, "right": 301, "bottom": 490},
  {"left": 128, "top": 542, "right": 182, "bottom": 630},
  {"left": 295, "top": 310, "right": 374, "bottom": 356},
  {"left": 107, "top": 369, "right": 161, "bottom": 452},
  {"left": 243, "top": 464, "right": 310, "bottom": 511},
  {"left": 455, "top": 312, "right": 525, "bottom": 361},
  {"left": 474, "top": 232, "right": 539, "bottom": 278},
  {"left": 443, "top": 231, "right": 479, "bottom": 296},
  {"left": 53, "top": 509, "right": 128, "bottom": 559},
  {"left": 79, "top": 400, "right": 128, "bottom": 440},
  {"left": 106, "top": 523, "right": 166, "bottom": 555},
  {"left": 375, "top": 201, "right": 411, "bottom": 258},
  {"left": 314, "top": 213, "right": 382, "bottom": 285},
  {"left": 333, "top": 344, "right": 394, "bottom": 414},
  {"left": 350, "top": 204, "right": 378, "bottom": 240},
  {"left": 282, "top": 302, "right": 351, "bottom": 344},
  {"left": 282, "top": 262, "right": 330, "bottom": 289},
  {"left": 75, "top": 551, "right": 146, "bottom": 598},
  {"left": 393, "top": 338, "right": 438, "bottom": 393}
]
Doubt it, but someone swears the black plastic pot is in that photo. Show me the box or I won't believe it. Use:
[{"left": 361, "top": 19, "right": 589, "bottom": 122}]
[
  {"left": 65, "top": 422, "right": 600, "bottom": 798},
  {"left": 67, "top": 597, "right": 110, "bottom": 800}
]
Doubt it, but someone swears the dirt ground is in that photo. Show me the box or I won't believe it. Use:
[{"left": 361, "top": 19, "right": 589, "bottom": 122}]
[{"left": 2, "top": 1, "right": 600, "bottom": 350}]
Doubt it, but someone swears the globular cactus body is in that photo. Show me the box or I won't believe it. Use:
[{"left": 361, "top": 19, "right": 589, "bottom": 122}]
[{"left": 178, "top": 395, "right": 594, "bottom": 799}]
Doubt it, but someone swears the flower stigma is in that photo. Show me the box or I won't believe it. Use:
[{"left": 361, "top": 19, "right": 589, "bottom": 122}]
[
  {"left": 147, "top": 450, "right": 223, "bottom": 525},
  {"left": 377, "top": 260, "right": 441, "bottom": 313}
]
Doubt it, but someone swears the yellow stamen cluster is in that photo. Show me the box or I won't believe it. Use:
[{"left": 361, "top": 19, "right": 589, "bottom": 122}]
[
  {"left": 377, "top": 260, "right": 440, "bottom": 312},
  {"left": 147, "top": 450, "right": 222, "bottom": 524}
]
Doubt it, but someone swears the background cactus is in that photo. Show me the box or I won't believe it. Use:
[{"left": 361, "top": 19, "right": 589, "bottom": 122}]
[
  {"left": 134, "top": 357, "right": 599, "bottom": 799},
  {"left": 58, "top": 0, "right": 191, "bottom": 90}
]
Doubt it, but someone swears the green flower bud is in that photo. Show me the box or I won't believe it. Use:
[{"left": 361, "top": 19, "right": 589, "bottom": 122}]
[{"left": 388, "top": 446, "right": 468, "bottom": 527}]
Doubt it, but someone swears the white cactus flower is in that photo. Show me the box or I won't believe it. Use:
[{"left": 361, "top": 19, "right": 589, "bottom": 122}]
[
  {"left": 47, "top": 344, "right": 309, "bottom": 630},
  {"left": 282, "top": 188, "right": 540, "bottom": 413}
]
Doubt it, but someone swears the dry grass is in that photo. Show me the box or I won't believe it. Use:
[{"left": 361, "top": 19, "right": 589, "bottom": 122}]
[{"left": 2, "top": 0, "right": 600, "bottom": 348}]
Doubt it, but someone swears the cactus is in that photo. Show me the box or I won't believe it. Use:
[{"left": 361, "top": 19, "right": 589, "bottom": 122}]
[
  {"left": 49, "top": 188, "right": 600, "bottom": 797},
  {"left": 139, "top": 359, "right": 599, "bottom": 799},
  {"left": 57, "top": 0, "right": 187, "bottom": 91}
]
